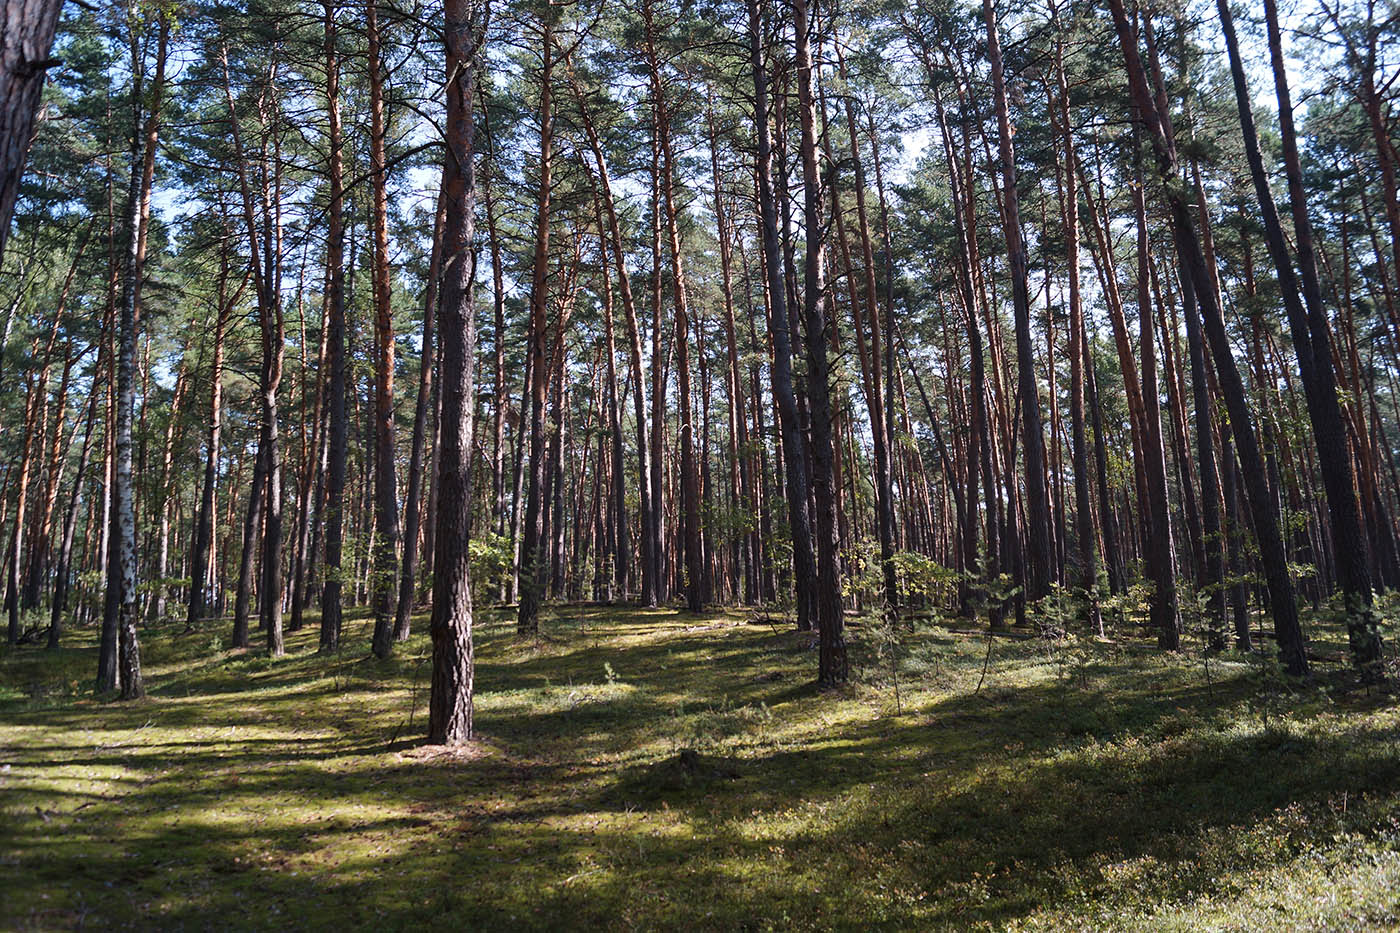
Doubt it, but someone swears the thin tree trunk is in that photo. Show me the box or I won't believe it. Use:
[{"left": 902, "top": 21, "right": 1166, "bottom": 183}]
[
  {"left": 1134, "top": 160, "right": 1181, "bottom": 649},
  {"left": 644, "top": 4, "right": 702, "bottom": 613},
  {"left": 1219, "top": 0, "right": 1382, "bottom": 668},
  {"left": 104, "top": 13, "right": 166, "bottom": 697},
  {"left": 49, "top": 359, "right": 102, "bottom": 649},
  {"left": 368, "top": 0, "right": 402, "bottom": 658},
  {"left": 395, "top": 181, "right": 446, "bottom": 639},
  {"left": 151, "top": 357, "right": 186, "bottom": 620},
  {"left": 1050, "top": 4, "right": 1101, "bottom": 632},
  {"left": 834, "top": 37, "right": 898, "bottom": 621},
  {"left": 593, "top": 191, "right": 629, "bottom": 600},
  {"left": 517, "top": 16, "right": 555, "bottom": 636},
  {"left": 573, "top": 73, "right": 656, "bottom": 605},
  {"left": 320, "top": 0, "right": 349, "bottom": 652}
]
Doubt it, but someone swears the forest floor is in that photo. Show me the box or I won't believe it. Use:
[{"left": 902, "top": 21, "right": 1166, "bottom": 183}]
[{"left": 3, "top": 602, "right": 1400, "bottom": 931}]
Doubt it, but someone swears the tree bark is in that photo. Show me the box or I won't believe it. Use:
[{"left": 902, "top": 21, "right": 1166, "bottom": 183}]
[
  {"left": 320, "top": 0, "right": 349, "bottom": 652},
  {"left": 792, "top": 0, "right": 846, "bottom": 684},
  {"left": 428, "top": 0, "right": 483, "bottom": 746},
  {"left": 1049, "top": 4, "right": 1101, "bottom": 632},
  {"left": 748, "top": 0, "right": 815, "bottom": 633},
  {"left": 1218, "top": 0, "right": 1382, "bottom": 668},
  {"left": 0, "top": 0, "right": 64, "bottom": 255},
  {"left": 1134, "top": 158, "right": 1181, "bottom": 649},
  {"left": 644, "top": 4, "right": 702, "bottom": 613},
  {"left": 518, "top": 15, "right": 555, "bottom": 636},
  {"left": 368, "top": 0, "right": 402, "bottom": 659},
  {"left": 983, "top": 0, "right": 1053, "bottom": 606},
  {"left": 573, "top": 74, "right": 656, "bottom": 606},
  {"left": 103, "top": 12, "right": 166, "bottom": 697}
]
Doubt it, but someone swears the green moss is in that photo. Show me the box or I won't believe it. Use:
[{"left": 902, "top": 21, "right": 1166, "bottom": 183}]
[{"left": 1, "top": 606, "right": 1397, "bottom": 930}]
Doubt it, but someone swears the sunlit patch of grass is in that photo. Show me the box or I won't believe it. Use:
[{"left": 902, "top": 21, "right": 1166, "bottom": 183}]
[{"left": 1, "top": 602, "right": 1397, "bottom": 929}]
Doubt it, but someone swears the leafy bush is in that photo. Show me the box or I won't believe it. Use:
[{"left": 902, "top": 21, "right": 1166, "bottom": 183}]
[{"left": 469, "top": 531, "right": 514, "bottom": 597}]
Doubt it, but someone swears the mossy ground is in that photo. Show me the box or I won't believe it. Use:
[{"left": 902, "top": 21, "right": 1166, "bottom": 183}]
[{"left": 2, "top": 604, "right": 1399, "bottom": 930}]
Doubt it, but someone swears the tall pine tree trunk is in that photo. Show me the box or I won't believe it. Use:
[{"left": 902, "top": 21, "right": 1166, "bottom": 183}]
[
  {"left": 644, "top": 5, "right": 703, "bottom": 613},
  {"left": 1217, "top": 0, "right": 1383, "bottom": 668},
  {"left": 1050, "top": 6, "right": 1101, "bottom": 632},
  {"left": 573, "top": 75, "right": 656, "bottom": 605},
  {"left": 792, "top": 0, "right": 846, "bottom": 684},
  {"left": 428, "top": 0, "right": 483, "bottom": 746},
  {"left": 983, "top": 0, "right": 1053, "bottom": 606},
  {"left": 320, "top": 0, "right": 349, "bottom": 652},
  {"left": 517, "top": 16, "right": 555, "bottom": 636},
  {"left": 368, "top": 0, "right": 402, "bottom": 658},
  {"left": 748, "top": 0, "right": 815, "bottom": 633}
]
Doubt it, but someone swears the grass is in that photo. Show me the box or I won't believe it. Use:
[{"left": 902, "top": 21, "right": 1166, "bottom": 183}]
[{"left": 2, "top": 602, "right": 1400, "bottom": 930}]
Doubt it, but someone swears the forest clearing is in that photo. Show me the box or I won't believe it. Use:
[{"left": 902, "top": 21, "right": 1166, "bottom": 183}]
[{"left": 4, "top": 606, "right": 1400, "bottom": 930}]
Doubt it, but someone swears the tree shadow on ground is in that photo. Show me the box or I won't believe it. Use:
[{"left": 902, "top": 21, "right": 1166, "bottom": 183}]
[{"left": 1, "top": 604, "right": 1397, "bottom": 930}]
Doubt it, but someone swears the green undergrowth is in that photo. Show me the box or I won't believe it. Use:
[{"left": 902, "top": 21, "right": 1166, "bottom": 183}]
[{"left": 2, "top": 604, "right": 1399, "bottom": 930}]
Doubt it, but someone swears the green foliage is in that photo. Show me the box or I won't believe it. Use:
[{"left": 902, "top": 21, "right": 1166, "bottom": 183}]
[
  {"left": 1102, "top": 579, "right": 1154, "bottom": 627},
  {"left": 891, "top": 550, "right": 960, "bottom": 606},
  {"left": 135, "top": 576, "right": 191, "bottom": 599},
  {"left": 1030, "top": 581, "right": 1080, "bottom": 640},
  {"left": 469, "top": 531, "right": 514, "bottom": 597}
]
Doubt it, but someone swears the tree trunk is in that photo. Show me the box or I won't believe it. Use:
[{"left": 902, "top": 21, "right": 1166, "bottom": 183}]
[
  {"left": 50, "top": 359, "right": 102, "bottom": 649},
  {"left": 792, "top": 0, "right": 846, "bottom": 684},
  {"left": 151, "top": 357, "right": 186, "bottom": 620},
  {"left": 1106, "top": 0, "right": 1307, "bottom": 674},
  {"left": 644, "top": 5, "right": 702, "bottom": 613},
  {"left": 834, "top": 38, "right": 898, "bottom": 621},
  {"left": 983, "top": 0, "right": 1053, "bottom": 606},
  {"left": 517, "top": 16, "right": 555, "bottom": 636},
  {"left": 593, "top": 191, "right": 629, "bottom": 600},
  {"left": 1219, "top": 0, "right": 1382, "bottom": 669},
  {"left": 706, "top": 99, "right": 752, "bottom": 606},
  {"left": 320, "top": 0, "right": 349, "bottom": 652},
  {"left": 0, "top": 0, "right": 64, "bottom": 255},
  {"left": 573, "top": 74, "right": 656, "bottom": 606},
  {"left": 1134, "top": 163, "right": 1181, "bottom": 649},
  {"left": 428, "top": 0, "right": 483, "bottom": 746},
  {"left": 1050, "top": 5, "right": 1101, "bottom": 632},
  {"left": 395, "top": 182, "right": 446, "bottom": 639},
  {"left": 924, "top": 68, "right": 991, "bottom": 621},
  {"left": 747, "top": 0, "right": 815, "bottom": 633},
  {"left": 8, "top": 356, "right": 42, "bottom": 645},
  {"left": 368, "top": 0, "right": 402, "bottom": 659},
  {"left": 222, "top": 43, "right": 284, "bottom": 657},
  {"left": 104, "top": 13, "right": 166, "bottom": 698}
]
